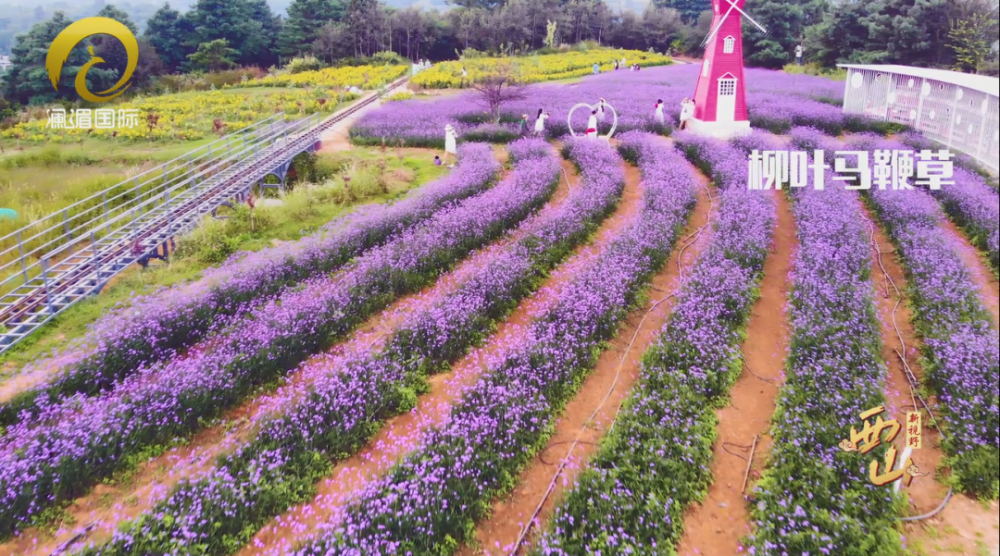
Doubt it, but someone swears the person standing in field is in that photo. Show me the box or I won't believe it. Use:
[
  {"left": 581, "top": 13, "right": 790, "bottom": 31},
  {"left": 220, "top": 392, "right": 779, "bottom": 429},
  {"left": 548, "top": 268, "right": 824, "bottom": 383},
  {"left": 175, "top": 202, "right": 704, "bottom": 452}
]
[
  {"left": 795, "top": 44, "right": 803, "bottom": 66},
  {"left": 679, "top": 98, "right": 694, "bottom": 130},
  {"left": 444, "top": 124, "right": 458, "bottom": 166},
  {"left": 614, "top": 60, "right": 619, "bottom": 71},
  {"left": 519, "top": 114, "right": 529, "bottom": 137},
  {"left": 654, "top": 99, "right": 665, "bottom": 125},
  {"left": 621, "top": 56, "right": 626, "bottom": 69},
  {"left": 534, "top": 109, "right": 548, "bottom": 136},
  {"left": 597, "top": 98, "right": 607, "bottom": 122},
  {"left": 593, "top": 62, "right": 600, "bottom": 75},
  {"left": 586, "top": 109, "right": 599, "bottom": 139}
]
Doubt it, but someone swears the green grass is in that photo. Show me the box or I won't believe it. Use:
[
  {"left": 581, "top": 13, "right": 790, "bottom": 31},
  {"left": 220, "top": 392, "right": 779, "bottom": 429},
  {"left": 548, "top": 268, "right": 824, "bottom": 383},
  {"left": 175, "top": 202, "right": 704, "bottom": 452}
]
[{"left": 0, "top": 148, "right": 446, "bottom": 376}]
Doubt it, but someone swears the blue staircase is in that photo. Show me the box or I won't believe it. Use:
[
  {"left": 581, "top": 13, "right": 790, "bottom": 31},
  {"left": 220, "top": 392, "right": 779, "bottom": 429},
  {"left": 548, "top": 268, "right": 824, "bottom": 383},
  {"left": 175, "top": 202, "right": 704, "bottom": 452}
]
[{"left": 0, "top": 77, "right": 407, "bottom": 354}]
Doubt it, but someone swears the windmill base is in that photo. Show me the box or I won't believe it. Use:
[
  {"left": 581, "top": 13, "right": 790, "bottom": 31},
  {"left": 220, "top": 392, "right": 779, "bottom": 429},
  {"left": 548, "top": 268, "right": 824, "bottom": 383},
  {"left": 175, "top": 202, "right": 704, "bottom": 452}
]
[{"left": 685, "top": 119, "right": 751, "bottom": 139}]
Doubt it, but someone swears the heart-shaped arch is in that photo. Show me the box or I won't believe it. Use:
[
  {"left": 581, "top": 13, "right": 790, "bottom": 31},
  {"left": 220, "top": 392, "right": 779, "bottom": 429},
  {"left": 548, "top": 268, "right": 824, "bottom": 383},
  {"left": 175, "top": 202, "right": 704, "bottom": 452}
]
[{"left": 567, "top": 102, "right": 618, "bottom": 142}]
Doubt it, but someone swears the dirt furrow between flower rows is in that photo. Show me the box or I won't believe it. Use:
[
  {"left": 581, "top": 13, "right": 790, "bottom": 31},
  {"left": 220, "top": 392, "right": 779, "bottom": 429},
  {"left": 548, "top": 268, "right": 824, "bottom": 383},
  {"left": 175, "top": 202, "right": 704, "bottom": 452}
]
[
  {"left": 0, "top": 150, "right": 566, "bottom": 556},
  {"left": 463, "top": 159, "right": 715, "bottom": 556},
  {"left": 239, "top": 155, "right": 639, "bottom": 556},
  {"left": 938, "top": 218, "right": 1000, "bottom": 328},
  {"left": 675, "top": 189, "right": 796, "bottom": 556},
  {"left": 865, "top": 208, "right": 1000, "bottom": 556}
]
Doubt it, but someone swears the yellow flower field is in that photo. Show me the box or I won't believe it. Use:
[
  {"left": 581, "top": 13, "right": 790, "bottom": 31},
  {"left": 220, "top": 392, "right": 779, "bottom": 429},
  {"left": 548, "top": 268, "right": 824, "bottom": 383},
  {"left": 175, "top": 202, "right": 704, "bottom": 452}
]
[
  {"left": 411, "top": 50, "right": 671, "bottom": 89},
  {"left": 1, "top": 64, "right": 408, "bottom": 144},
  {"left": 2, "top": 88, "right": 355, "bottom": 143},
  {"left": 240, "top": 64, "right": 408, "bottom": 89}
]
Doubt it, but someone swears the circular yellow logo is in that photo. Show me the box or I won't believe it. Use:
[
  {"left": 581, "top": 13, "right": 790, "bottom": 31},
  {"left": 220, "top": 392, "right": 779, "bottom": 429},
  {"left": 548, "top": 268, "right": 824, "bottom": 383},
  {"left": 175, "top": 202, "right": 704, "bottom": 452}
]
[{"left": 46, "top": 17, "right": 138, "bottom": 103}]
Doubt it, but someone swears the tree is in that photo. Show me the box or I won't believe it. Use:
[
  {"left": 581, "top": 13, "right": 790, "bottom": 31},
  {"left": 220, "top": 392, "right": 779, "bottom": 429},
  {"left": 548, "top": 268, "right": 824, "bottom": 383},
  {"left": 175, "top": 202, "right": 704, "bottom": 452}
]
[
  {"left": 89, "top": 4, "right": 141, "bottom": 92},
  {"left": 806, "top": 1, "right": 875, "bottom": 66},
  {"left": 642, "top": 6, "right": 685, "bottom": 54},
  {"left": 144, "top": 3, "right": 191, "bottom": 73},
  {"left": 654, "top": 0, "right": 710, "bottom": 25},
  {"left": 280, "top": 0, "right": 346, "bottom": 59},
  {"left": 2, "top": 12, "right": 88, "bottom": 105},
  {"left": 312, "top": 22, "right": 352, "bottom": 63},
  {"left": 743, "top": 0, "right": 805, "bottom": 68},
  {"left": 392, "top": 7, "right": 427, "bottom": 60},
  {"left": 472, "top": 61, "right": 527, "bottom": 123},
  {"left": 238, "top": 0, "right": 281, "bottom": 67},
  {"left": 188, "top": 38, "right": 238, "bottom": 72},
  {"left": 948, "top": 12, "right": 998, "bottom": 72},
  {"left": 347, "top": 0, "right": 388, "bottom": 58},
  {"left": 860, "top": 0, "right": 952, "bottom": 67}
]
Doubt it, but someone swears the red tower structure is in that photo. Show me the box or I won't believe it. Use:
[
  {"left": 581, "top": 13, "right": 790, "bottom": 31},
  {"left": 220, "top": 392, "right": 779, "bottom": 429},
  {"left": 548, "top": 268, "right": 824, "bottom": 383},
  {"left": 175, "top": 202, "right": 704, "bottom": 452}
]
[{"left": 688, "top": 0, "right": 768, "bottom": 138}]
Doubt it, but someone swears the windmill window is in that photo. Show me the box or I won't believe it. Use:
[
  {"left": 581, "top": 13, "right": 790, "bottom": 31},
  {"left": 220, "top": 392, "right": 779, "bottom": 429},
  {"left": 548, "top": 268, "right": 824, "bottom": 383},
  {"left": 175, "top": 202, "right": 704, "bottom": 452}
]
[
  {"left": 723, "top": 36, "right": 735, "bottom": 54},
  {"left": 718, "top": 78, "right": 737, "bottom": 96}
]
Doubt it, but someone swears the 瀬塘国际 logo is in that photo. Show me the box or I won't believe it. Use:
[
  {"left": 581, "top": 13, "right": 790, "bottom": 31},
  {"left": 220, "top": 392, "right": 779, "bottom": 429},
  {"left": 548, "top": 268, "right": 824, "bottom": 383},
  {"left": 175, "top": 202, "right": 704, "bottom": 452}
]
[{"left": 46, "top": 17, "right": 138, "bottom": 103}]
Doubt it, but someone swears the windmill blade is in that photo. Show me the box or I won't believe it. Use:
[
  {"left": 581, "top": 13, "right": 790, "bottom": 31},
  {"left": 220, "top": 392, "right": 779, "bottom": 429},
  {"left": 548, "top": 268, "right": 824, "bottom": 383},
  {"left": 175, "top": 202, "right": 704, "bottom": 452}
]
[
  {"left": 701, "top": 3, "right": 738, "bottom": 46},
  {"left": 730, "top": 2, "right": 769, "bottom": 34}
]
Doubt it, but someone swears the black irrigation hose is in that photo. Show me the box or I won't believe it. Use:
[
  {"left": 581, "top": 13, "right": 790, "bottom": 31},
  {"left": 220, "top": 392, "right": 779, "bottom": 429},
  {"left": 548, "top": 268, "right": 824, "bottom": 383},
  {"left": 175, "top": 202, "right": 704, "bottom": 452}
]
[
  {"left": 508, "top": 165, "right": 717, "bottom": 556},
  {"left": 862, "top": 214, "right": 955, "bottom": 523}
]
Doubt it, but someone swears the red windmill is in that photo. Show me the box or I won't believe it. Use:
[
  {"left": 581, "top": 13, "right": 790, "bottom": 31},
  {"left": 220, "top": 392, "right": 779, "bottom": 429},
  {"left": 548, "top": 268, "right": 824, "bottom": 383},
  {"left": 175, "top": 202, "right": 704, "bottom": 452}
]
[{"left": 688, "top": 0, "right": 768, "bottom": 138}]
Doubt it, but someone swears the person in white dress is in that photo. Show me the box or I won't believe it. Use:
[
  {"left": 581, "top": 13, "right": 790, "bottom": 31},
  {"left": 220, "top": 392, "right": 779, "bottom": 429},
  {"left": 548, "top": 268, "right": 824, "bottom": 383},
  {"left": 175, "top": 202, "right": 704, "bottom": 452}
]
[
  {"left": 679, "top": 98, "right": 694, "bottom": 130},
  {"left": 444, "top": 124, "right": 458, "bottom": 166},
  {"left": 654, "top": 99, "right": 665, "bottom": 125},
  {"left": 534, "top": 109, "right": 548, "bottom": 136},
  {"left": 621, "top": 56, "right": 626, "bottom": 69},
  {"left": 597, "top": 98, "right": 607, "bottom": 122},
  {"left": 586, "top": 109, "right": 599, "bottom": 139}
]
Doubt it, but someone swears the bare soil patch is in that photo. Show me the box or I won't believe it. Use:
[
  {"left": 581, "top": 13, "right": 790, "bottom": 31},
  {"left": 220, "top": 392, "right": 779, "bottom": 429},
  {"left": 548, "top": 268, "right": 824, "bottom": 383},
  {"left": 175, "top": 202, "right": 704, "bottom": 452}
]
[
  {"left": 462, "top": 160, "right": 715, "bottom": 556},
  {"left": 676, "top": 190, "right": 796, "bottom": 556},
  {"left": 236, "top": 152, "right": 616, "bottom": 556}
]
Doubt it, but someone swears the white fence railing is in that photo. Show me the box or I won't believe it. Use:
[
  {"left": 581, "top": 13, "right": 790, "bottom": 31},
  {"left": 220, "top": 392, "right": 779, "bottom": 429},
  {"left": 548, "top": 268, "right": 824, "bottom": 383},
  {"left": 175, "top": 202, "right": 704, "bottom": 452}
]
[{"left": 839, "top": 65, "right": 999, "bottom": 173}]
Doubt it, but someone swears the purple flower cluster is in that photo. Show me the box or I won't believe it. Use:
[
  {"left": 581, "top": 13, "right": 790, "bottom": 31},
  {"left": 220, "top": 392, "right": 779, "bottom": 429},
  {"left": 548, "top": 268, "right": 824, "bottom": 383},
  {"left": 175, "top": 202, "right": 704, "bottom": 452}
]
[
  {"left": 934, "top": 166, "right": 1000, "bottom": 273},
  {"left": 863, "top": 139, "right": 998, "bottom": 497},
  {"left": 352, "top": 65, "right": 848, "bottom": 146},
  {"left": 749, "top": 93, "right": 851, "bottom": 135},
  {"left": 0, "top": 144, "right": 500, "bottom": 428},
  {"left": 74, "top": 137, "right": 622, "bottom": 556},
  {"left": 875, "top": 134, "right": 999, "bottom": 275},
  {"left": 291, "top": 136, "right": 699, "bottom": 555},
  {"left": 0, "top": 140, "right": 559, "bottom": 538},
  {"left": 533, "top": 133, "right": 775, "bottom": 555},
  {"left": 748, "top": 174, "right": 902, "bottom": 554}
]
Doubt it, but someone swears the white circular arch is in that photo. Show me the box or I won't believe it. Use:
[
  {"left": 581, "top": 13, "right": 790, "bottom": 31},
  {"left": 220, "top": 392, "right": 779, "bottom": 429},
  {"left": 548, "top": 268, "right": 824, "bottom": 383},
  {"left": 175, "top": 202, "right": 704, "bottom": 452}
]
[{"left": 567, "top": 102, "right": 619, "bottom": 142}]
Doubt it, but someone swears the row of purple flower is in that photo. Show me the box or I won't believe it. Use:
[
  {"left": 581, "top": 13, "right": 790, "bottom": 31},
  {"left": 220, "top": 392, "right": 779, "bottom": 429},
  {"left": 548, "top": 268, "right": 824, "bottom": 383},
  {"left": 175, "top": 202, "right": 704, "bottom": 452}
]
[
  {"left": 351, "top": 65, "right": 883, "bottom": 149},
  {"left": 790, "top": 127, "right": 998, "bottom": 498},
  {"left": 0, "top": 145, "right": 501, "bottom": 428},
  {"left": 0, "top": 142, "right": 556, "bottom": 539},
  {"left": 72, "top": 137, "right": 620, "bottom": 556},
  {"left": 745, "top": 141, "right": 903, "bottom": 555},
  {"left": 865, "top": 137, "right": 998, "bottom": 497},
  {"left": 530, "top": 131, "right": 776, "bottom": 554},
  {"left": 289, "top": 135, "right": 699, "bottom": 554}
]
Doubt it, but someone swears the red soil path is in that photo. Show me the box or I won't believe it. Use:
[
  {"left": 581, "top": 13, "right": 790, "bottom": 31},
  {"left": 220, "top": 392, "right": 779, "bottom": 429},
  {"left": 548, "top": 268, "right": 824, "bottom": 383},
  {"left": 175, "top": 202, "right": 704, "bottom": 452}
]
[
  {"left": 235, "top": 153, "right": 630, "bottom": 556},
  {"left": 938, "top": 218, "right": 999, "bottom": 328},
  {"left": 869, "top": 213, "right": 1000, "bottom": 556},
  {"left": 0, "top": 147, "right": 526, "bottom": 556},
  {"left": 461, "top": 159, "right": 716, "bottom": 556},
  {"left": 676, "top": 190, "right": 797, "bottom": 556}
]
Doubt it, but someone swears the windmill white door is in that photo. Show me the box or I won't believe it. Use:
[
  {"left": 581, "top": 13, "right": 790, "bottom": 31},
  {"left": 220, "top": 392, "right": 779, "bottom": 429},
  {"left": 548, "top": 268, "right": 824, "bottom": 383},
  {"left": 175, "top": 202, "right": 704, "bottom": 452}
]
[{"left": 717, "top": 77, "right": 737, "bottom": 122}]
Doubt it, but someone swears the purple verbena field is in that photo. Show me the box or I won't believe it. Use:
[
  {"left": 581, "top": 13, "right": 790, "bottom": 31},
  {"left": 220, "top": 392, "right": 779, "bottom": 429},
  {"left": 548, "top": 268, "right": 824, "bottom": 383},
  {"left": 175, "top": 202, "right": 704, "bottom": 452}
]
[{"left": 1, "top": 60, "right": 996, "bottom": 556}]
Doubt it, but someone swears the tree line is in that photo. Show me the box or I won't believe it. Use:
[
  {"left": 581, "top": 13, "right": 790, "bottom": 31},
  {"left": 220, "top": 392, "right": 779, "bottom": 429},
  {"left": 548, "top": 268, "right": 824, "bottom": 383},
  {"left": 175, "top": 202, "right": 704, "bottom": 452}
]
[{"left": 1, "top": 0, "right": 997, "bottom": 107}]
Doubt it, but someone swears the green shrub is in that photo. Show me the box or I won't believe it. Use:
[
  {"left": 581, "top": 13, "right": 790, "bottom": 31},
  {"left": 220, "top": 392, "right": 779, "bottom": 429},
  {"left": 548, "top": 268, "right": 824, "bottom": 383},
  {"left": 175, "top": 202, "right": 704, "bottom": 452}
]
[
  {"left": 783, "top": 63, "right": 847, "bottom": 80},
  {"left": 286, "top": 56, "right": 324, "bottom": 74}
]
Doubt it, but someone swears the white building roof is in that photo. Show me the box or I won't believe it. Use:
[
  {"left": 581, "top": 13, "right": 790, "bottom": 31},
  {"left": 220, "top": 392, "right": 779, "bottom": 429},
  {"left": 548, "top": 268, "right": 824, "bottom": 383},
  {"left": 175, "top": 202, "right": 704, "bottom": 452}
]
[{"left": 838, "top": 64, "right": 999, "bottom": 97}]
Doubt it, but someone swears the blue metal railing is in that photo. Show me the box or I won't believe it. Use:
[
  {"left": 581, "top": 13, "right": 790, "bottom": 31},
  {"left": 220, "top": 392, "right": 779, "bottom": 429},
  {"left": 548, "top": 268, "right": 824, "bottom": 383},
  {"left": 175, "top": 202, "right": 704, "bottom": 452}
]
[{"left": 0, "top": 76, "right": 408, "bottom": 353}]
